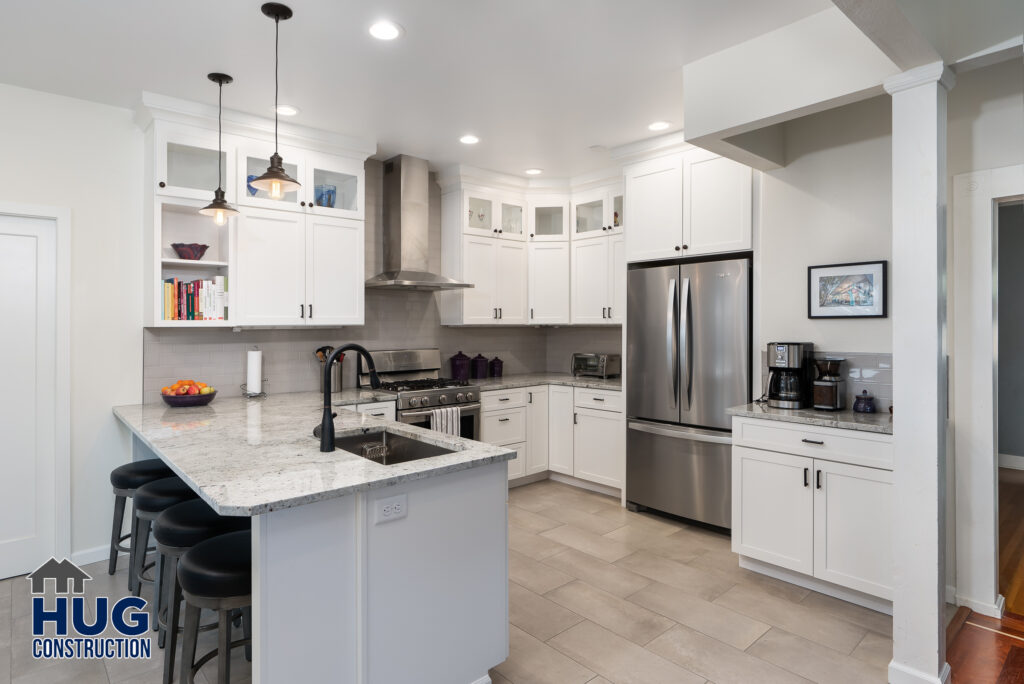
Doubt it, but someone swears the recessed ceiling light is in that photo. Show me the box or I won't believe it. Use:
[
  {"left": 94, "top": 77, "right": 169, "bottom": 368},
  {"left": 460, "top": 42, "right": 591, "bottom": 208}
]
[
  {"left": 525, "top": 168, "right": 543, "bottom": 175},
  {"left": 369, "top": 20, "right": 403, "bottom": 40},
  {"left": 275, "top": 104, "right": 299, "bottom": 116},
  {"left": 648, "top": 121, "right": 671, "bottom": 131},
  {"left": 459, "top": 134, "right": 480, "bottom": 145}
]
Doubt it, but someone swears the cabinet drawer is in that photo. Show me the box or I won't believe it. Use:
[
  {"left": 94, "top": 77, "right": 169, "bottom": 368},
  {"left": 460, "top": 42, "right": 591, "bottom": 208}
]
[
  {"left": 574, "top": 388, "right": 623, "bottom": 413},
  {"left": 732, "top": 417, "right": 893, "bottom": 470},
  {"left": 356, "top": 401, "right": 396, "bottom": 421},
  {"left": 481, "top": 407, "right": 527, "bottom": 445},
  {"left": 482, "top": 388, "right": 527, "bottom": 410}
]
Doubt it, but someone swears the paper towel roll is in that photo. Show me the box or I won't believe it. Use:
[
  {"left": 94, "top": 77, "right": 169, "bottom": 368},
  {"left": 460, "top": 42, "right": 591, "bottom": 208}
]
[{"left": 247, "top": 350, "right": 263, "bottom": 394}]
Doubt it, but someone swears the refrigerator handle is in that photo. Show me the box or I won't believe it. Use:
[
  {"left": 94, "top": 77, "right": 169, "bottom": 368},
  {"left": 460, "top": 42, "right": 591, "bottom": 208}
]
[
  {"left": 680, "top": 277, "right": 691, "bottom": 411},
  {"left": 668, "top": 277, "right": 678, "bottom": 407}
]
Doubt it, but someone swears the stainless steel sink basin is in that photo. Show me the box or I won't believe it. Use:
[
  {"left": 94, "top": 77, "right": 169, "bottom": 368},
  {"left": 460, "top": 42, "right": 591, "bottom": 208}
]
[{"left": 334, "top": 430, "right": 453, "bottom": 465}]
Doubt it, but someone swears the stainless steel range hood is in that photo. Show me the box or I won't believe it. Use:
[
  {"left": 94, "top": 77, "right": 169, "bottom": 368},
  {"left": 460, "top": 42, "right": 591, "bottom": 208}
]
[{"left": 365, "top": 155, "right": 472, "bottom": 291}]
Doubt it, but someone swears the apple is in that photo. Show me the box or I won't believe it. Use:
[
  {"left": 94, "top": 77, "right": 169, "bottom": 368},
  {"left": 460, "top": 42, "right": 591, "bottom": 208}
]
[
  {"left": 187, "top": 385, "right": 200, "bottom": 395},
  {"left": 177, "top": 386, "right": 190, "bottom": 395}
]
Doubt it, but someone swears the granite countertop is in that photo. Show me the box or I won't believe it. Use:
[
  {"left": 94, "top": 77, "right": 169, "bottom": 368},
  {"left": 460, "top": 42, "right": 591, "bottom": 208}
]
[
  {"left": 727, "top": 402, "right": 893, "bottom": 435},
  {"left": 113, "top": 392, "right": 514, "bottom": 517},
  {"left": 327, "top": 387, "right": 398, "bottom": 406},
  {"left": 474, "top": 373, "right": 621, "bottom": 392}
]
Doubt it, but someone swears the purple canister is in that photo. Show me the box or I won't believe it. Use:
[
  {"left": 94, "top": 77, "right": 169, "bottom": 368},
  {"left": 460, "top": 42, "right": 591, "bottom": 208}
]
[
  {"left": 449, "top": 351, "right": 471, "bottom": 382},
  {"left": 489, "top": 356, "right": 504, "bottom": 378},
  {"left": 470, "top": 354, "right": 489, "bottom": 379}
]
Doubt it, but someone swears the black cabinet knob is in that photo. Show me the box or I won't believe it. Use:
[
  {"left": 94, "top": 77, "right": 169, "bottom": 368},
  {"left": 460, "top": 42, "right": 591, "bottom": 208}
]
[
  {"left": 530, "top": 233, "right": 534, "bottom": 238},
  {"left": 498, "top": 229, "right": 503, "bottom": 234},
  {"left": 300, "top": 201, "right": 306, "bottom": 207},
  {"left": 493, "top": 229, "right": 498, "bottom": 233},
  {"left": 682, "top": 244, "right": 689, "bottom": 250},
  {"left": 675, "top": 246, "right": 681, "bottom": 251},
  {"left": 158, "top": 181, "right": 166, "bottom": 188}
]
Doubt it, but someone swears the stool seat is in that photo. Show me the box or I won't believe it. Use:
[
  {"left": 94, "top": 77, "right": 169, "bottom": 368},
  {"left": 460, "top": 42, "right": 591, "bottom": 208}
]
[
  {"left": 135, "top": 477, "right": 198, "bottom": 514},
  {"left": 178, "top": 531, "right": 251, "bottom": 599},
  {"left": 155, "top": 500, "right": 250, "bottom": 549},
  {"left": 110, "top": 459, "right": 174, "bottom": 491}
]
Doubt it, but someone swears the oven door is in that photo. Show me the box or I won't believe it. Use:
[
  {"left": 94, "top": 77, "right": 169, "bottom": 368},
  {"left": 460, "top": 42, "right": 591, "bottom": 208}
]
[{"left": 397, "top": 403, "right": 481, "bottom": 440}]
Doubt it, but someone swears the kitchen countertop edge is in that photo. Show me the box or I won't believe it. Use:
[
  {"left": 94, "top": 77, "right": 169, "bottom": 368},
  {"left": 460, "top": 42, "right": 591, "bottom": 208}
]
[
  {"left": 474, "top": 373, "right": 621, "bottom": 392},
  {"left": 726, "top": 403, "right": 893, "bottom": 435}
]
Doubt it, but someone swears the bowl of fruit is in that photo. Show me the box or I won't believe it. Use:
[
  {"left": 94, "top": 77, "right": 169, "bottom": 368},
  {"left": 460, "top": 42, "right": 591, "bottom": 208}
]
[{"left": 161, "top": 380, "right": 217, "bottom": 407}]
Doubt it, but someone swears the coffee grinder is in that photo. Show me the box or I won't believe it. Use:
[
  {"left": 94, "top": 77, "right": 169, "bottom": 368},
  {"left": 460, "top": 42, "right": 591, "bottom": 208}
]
[
  {"left": 813, "top": 358, "right": 846, "bottom": 411},
  {"left": 766, "top": 342, "right": 815, "bottom": 409}
]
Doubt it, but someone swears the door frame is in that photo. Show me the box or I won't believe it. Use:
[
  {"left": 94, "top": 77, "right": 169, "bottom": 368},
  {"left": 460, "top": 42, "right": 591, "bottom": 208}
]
[
  {"left": 0, "top": 201, "right": 71, "bottom": 562},
  {"left": 952, "top": 164, "right": 1024, "bottom": 617}
]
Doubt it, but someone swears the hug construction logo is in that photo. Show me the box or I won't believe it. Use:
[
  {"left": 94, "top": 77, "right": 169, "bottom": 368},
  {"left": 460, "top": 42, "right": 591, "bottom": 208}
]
[{"left": 27, "top": 558, "right": 152, "bottom": 660}]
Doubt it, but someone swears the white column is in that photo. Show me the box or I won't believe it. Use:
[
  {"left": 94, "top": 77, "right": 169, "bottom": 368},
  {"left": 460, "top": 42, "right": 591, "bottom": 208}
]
[{"left": 884, "top": 62, "right": 955, "bottom": 684}]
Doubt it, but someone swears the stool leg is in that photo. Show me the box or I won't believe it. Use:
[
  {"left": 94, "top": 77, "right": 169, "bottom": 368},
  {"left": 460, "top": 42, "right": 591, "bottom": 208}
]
[
  {"left": 128, "top": 503, "right": 139, "bottom": 593},
  {"left": 180, "top": 602, "right": 201, "bottom": 684},
  {"left": 153, "top": 552, "right": 164, "bottom": 639},
  {"left": 108, "top": 494, "right": 126, "bottom": 575},
  {"left": 132, "top": 518, "right": 151, "bottom": 598},
  {"left": 217, "top": 609, "right": 231, "bottom": 684},
  {"left": 162, "top": 559, "right": 181, "bottom": 684},
  {"left": 242, "top": 606, "right": 252, "bottom": 662}
]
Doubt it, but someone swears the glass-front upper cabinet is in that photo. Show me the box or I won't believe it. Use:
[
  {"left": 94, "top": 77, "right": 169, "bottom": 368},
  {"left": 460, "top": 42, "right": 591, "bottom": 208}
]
[
  {"left": 463, "top": 192, "right": 496, "bottom": 238},
  {"left": 302, "top": 152, "right": 364, "bottom": 221},
  {"left": 155, "top": 123, "right": 236, "bottom": 203},
  {"left": 237, "top": 142, "right": 306, "bottom": 211},
  {"left": 612, "top": 191, "right": 624, "bottom": 233},
  {"left": 499, "top": 199, "right": 526, "bottom": 241},
  {"left": 572, "top": 185, "right": 624, "bottom": 239},
  {"left": 528, "top": 196, "right": 569, "bottom": 242}
]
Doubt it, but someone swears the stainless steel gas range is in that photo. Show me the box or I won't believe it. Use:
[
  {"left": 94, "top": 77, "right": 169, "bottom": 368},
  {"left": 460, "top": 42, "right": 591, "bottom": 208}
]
[{"left": 357, "top": 349, "right": 481, "bottom": 439}]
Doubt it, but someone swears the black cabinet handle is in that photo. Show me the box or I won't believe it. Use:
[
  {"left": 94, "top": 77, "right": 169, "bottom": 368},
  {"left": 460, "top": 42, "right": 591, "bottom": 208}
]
[
  {"left": 498, "top": 229, "right": 503, "bottom": 234},
  {"left": 602, "top": 307, "right": 607, "bottom": 318},
  {"left": 494, "top": 308, "right": 498, "bottom": 319},
  {"left": 528, "top": 392, "right": 533, "bottom": 404},
  {"left": 675, "top": 246, "right": 681, "bottom": 251},
  {"left": 300, "top": 304, "right": 305, "bottom": 319},
  {"left": 498, "top": 417, "right": 510, "bottom": 423},
  {"left": 802, "top": 439, "right": 824, "bottom": 445},
  {"left": 682, "top": 244, "right": 689, "bottom": 250},
  {"left": 370, "top": 412, "right": 385, "bottom": 417},
  {"left": 573, "top": 413, "right": 578, "bottom": 425},
  {"left": 493, "top": 229, "right": 498, "bottom": 233},
  {"left": 608, "top": 306, "right": 612, "bottom": 318},
  {"left": 301, "top": 201, "right": 306, "bottom": 207},
  {"left": 803, "top": 468, "right": 809, "bottom": 487},
  {"left": 158, "top": 181, "right": 166, "bottom": 188},
  {"left": 530, "top": 308, "right": 534, "bottom": 319},
  {"left": 308, "top": 304, "right": 312, "bottom": 318},
  {"left": 816, "top": 470, "right": 822, "bottom": 489},
  {"left": 592, "top": 397, "right": 605, "bottom": 402},
  {"left": 498, "top": 397, "right": 510, "bottom": 402}
]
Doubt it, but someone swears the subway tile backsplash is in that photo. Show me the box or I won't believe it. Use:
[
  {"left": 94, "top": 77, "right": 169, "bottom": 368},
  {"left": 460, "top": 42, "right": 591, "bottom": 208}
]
[{"left": 760, "top": 350, "right": 893, "bottom": 412}]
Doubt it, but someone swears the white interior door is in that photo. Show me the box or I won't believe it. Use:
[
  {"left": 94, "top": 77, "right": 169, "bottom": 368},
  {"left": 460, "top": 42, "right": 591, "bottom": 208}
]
[{"left": 0, "top": 214, "right": 57, "bottom": 579}]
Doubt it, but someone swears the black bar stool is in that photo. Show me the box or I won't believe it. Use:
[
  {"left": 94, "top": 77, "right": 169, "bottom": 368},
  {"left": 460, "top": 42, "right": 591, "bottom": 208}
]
[
  {"left": 131, "top": 476, "right": 198, "bottom": 607},
  {"left": 178, "top": 530, "right": 252, "bottom": 684},
  {"left": 109, "top": 458, "right": 174, "bottom": 589},
  {"left": 154, "top": 499, "right": 250, "bottom": 684}
]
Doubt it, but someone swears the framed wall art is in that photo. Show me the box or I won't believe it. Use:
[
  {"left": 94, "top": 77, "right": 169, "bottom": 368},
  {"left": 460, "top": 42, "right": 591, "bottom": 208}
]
[{"left": 808, "top": 261, "right": 888, "bottom": 318}]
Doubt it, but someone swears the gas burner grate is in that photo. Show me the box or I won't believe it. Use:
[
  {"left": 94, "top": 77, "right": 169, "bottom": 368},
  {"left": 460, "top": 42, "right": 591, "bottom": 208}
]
[{"left": 378, "top": 378, "right": 470, "bottom": 392}]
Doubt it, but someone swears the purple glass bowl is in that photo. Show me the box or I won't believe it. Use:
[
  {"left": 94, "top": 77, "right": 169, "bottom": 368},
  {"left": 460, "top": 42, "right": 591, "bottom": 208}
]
[
  {"left": 171, "top": 243, "right": 210, "bottom": 260},
  {"left": 161, "top": 390, "right": 216, "bottom": 408}
]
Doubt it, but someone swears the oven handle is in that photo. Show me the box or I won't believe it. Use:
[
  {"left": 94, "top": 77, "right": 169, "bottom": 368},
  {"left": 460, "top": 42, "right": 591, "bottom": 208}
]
[{"left": 399, "top": 403, "right": 481, "bottom": 418}]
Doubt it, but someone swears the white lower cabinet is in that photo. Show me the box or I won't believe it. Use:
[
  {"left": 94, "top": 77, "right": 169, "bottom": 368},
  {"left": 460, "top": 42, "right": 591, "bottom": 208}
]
[
  {"left": 572, "top": 406, "right": 625, "bottom": 489},
  {"left": 548, "top": 386, "right": 575, "bottom": 475},
  {"left": 731, "top": 435, "right": 894, "bottom": 600},
  {"left": 506, "top": 442, "right": 528, "bottom": 480},
  {"left": 526, "top": 387, "right": 549, "bottom": 475},
  {"left": 355, "top": 401, "right": 396, "bottom": 421}
]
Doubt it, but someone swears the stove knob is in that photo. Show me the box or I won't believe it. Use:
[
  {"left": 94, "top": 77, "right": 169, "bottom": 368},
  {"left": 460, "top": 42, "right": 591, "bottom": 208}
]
[
  {"left": 439, "top": 394, "right": 450, "bottom": 405},
  {"left": 409, "top": 397, "right": 422, "bottom": 408},
  {"left": 466, "top": 392, "right": 475, "bottom": 401},
  {"left": 456, "top": 393, "right": 465, "bottom": 402},
  {"left": 420, "top": 396, "right": 431, "bottom": 406}
]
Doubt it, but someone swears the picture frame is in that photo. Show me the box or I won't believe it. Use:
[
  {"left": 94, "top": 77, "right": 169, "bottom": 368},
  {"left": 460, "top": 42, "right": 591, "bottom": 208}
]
[{"left": 808, "top": 260, "right": 888, "bottom": 319}]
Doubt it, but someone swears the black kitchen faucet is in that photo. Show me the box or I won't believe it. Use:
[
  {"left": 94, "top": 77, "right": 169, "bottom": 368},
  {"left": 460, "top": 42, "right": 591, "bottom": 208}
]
[{"left": 320, "top": 344, "right": 381, "bottom": 452}]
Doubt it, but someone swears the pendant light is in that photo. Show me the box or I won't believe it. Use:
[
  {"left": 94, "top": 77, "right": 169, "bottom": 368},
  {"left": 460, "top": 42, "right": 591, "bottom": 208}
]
[
  {"left": 199, "top": 73, "right": 240, "bottom": 226},
  {"left": 251, "top": 2, "right": 301, "bottom": 200}
]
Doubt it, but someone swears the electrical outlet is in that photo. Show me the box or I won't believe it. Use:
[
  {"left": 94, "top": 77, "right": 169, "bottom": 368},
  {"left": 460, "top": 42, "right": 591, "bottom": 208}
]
[{"left": 374, "top": 493, "right": 408, "bottom": 524}]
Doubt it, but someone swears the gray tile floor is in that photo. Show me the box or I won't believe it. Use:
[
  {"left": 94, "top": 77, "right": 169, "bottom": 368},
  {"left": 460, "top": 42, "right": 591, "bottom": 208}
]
[{"left": 0, "top": 479, "right": 893, "bottom": 683}]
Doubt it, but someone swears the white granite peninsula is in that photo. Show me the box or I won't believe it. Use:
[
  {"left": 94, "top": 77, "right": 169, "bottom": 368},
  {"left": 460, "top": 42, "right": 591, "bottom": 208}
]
[{"left": 113, "top": 392, "right": 515, "bottom": 684}]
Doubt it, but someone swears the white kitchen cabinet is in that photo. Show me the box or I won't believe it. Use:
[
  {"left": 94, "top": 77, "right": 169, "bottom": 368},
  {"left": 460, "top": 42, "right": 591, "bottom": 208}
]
[
  {"left": 506, "top": 442, "right": 528, "bottom": 481},
  {"left": 481, "top": 407, "right": 527, "bottom": 445},
  {"left": 526, "top": 387, "right": 549, "bottom": 475},
  {"left": 548, "top": 385, "right": 575, "bottom": 476},
  {"left": 440, "top": 235, "right": 525, "bottom": 325},
  {"left": 496, "top": 241, "right": 528, "bottom": 323},
  {"left": 499, "top": 198, "right": 527, "bottom": 241},
  {"left": 528, "top": 196, "right": 569, "bottom": 242},
  {"left": 572, "top": 185, "right": 623, "bottom": 240},
  {"left": 236, "top": 208, "right": 364, "bottom": 326},
  {"left": 571, "top": 237, "right": 622, "bottom": 325},
  {"left": 355, "top": 401, "right": 396, "bottom": 421},
  {"left": 303, "top": 151, "right": 364, "bottom": 221},
  {"left": 682, "top": 149, "right": 752, "bottom": 256},
  {"left": 813, "top": 460, "right": 894, "bottom": 599},
  {"left": 731, "top": 446, "right": 815, "bottom": 575},
  {"left": 457, "top": 190, "right": 527, "bottom": 241},
  {"left": 237, "top": 142, "right": 307, "bottom": 212},
  {"left": 155, "top": 122, "right": 237, "bottom": 203},
  {"left": 528, "top": 242, "right": 570, "bottom": 324},
  {"left": 573, "top": 406, "right": 625, "bottom": 489},
  {"left": 624, "top": 154, "right": 683, "bottom": 262}
]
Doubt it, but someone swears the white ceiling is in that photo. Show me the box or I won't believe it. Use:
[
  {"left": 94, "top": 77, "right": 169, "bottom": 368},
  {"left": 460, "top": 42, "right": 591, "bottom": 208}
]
[{"left": 0, "top": 0, "right": 829, "bottom": 177}]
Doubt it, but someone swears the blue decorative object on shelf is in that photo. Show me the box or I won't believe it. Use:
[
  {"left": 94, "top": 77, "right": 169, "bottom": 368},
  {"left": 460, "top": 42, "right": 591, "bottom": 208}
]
[
  {"left": 246, "top": 174, "right": 259, "bottom": 196},
  {"left": 315, "top": 184, "right": 337, "bottom": 208}
]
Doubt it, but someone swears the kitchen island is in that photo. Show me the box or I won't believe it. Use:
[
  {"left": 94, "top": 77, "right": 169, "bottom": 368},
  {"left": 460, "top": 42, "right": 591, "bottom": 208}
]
[{"left": 113, "top": 392, "right": 515, "bottom": 684}]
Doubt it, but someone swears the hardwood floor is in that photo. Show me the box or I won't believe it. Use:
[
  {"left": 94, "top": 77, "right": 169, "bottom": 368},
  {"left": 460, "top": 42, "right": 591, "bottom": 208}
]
[
  {"left": 948, "top": 611, "right": 1024, "bottom": 683},
  {"left": 1000, "top": 468, "right": 1024, "bottom": 615}
]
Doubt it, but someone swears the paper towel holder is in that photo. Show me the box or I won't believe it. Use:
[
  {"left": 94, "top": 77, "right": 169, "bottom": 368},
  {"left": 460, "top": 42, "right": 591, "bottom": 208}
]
[{"left": 241, "top": 382, "right": 268, "bottom": 399}]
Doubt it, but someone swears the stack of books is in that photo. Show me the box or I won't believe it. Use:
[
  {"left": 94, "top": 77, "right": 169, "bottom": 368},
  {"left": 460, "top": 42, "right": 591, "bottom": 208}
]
[{"left": 163, "top": 276, "right": 227, "bottom": 321}]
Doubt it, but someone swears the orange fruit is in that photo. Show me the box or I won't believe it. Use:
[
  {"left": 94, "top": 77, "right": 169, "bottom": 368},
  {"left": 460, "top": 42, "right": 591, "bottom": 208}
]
[
  {"left": 196, "top": 382, "right": 207, "bottom": 389},
  {"left": 161, "top": 387, "right": 171, "bottom": 394}
]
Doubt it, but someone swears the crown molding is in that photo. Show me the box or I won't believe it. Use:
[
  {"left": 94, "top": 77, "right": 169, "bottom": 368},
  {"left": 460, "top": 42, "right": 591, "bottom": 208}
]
[
  {"left": 609, "top": 130, "right": 693, "bottom": 164},
  {"left": 883, "top": 61, "right": 955, "bottom": 95},
  {"left": 437, "top": 164, "right": 622, "bottom": 196},
  {"left": 136, "top": 91, "right": 377, "bottom": 160}
]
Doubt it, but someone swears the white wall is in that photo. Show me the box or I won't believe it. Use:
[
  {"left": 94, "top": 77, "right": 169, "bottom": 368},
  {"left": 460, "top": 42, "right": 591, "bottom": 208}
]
[
  {"left": 0, "top": 83, "right": 143, "bottom": 561},
  {"left": 756, "top": 94, "right": 893, "bottom": 354}
]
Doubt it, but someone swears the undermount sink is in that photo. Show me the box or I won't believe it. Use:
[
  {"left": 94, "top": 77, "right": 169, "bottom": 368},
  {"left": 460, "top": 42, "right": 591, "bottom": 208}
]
[{"left": 333, "top": 430, "right": 453, "bottom": 465}]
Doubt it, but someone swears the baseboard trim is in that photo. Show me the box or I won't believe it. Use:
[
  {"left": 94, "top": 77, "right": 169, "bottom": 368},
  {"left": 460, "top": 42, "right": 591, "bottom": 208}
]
[
  {"left": 999, "top": 453, "right": 1024, "bottom": 470},
  {"left": 71, "top": 544, "right": 123, "bottom": 568},
  {"left": 888, "top": 660, "right": 951, "bottom": 684},
  {"left": 955, "top": 592, "right": 1005, "bottom": 618},
  {"left": 547, "top": 472, "right": 620, "bottom": 498},
  {"left": 508, "top": 471, "right": 549, "bottom": 488},
  {"left": 738, "top": 556, "right": 892, "bottom": 615},
  {"left": 468, "top": 675, "right": 491, "bottom": 684},
  {"left": 946, "top": 584, "right": 956, "bottom": 605}
]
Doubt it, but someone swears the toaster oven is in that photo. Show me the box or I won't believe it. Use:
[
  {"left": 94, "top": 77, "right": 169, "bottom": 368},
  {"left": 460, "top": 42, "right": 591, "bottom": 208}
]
[{"left": 571, "top": 353, "right": 621, "bottom": 379}]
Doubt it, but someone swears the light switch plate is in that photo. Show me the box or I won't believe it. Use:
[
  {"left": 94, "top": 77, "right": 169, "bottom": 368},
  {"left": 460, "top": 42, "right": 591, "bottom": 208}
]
[{"left": 374, "top": 493, "right": 408, "bottom": 524}]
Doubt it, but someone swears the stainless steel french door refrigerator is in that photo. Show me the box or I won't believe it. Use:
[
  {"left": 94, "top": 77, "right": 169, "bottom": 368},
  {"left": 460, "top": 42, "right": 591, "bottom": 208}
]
[{"left": 626, "top": 256, "right": 751, "bottom": 528}]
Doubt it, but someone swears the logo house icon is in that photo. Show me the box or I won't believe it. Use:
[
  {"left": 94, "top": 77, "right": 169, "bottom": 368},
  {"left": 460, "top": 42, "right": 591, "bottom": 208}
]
[{"left": 26, "top": 558, "right": 92, "bottom": 595}]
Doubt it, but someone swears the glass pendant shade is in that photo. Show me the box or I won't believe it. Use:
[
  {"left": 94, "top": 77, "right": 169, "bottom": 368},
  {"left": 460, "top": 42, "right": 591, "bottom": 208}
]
[{"left": 199, "top": 187, "right": 240, "bottom": 225}]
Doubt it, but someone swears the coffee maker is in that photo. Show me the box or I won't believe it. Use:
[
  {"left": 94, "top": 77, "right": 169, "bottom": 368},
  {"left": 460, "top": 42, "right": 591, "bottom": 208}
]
[
  {"left": 766, "top": 342, "right": 815, "bottom": 409},
  {"left": 813, "top": 357, "right": 846, "bottom": 411}
]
